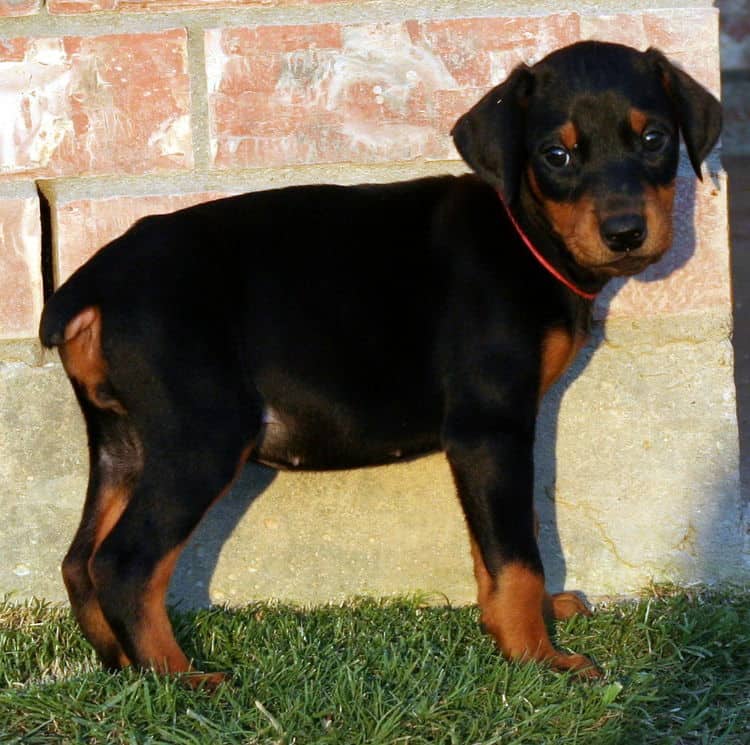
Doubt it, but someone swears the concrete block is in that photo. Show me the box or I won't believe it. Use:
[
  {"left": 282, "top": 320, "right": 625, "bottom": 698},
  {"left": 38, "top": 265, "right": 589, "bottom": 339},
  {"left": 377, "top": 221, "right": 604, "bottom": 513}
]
[
  {"left": 2, "top": 312, "right": 745, "bottom": 607},
  {"left": 0, "top": 358, "right": 87, "bottom": 601},
  {"left": 536, "top": 315, "right": 745, "bottom": 595}
]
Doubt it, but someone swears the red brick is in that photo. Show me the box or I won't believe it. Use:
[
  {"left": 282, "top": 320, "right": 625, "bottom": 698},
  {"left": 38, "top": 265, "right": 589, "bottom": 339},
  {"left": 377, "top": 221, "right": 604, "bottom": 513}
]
[
  {"left": 54, "top": 192, "right": 231, "bottom": 284},
  {"left": 48, "top": 0, "right": 336, "bottom": 12},
  {"left": 0, "top": 0, "right": 40, "bottom": 16},
  {"left": 48, "top": 0, "right": 116, "bottom": 10},
  {"left": 580, "top": 8, "right": 720, "bottom": 95},
  {"left": 415, "top": 15, "right": 581, "bottom": 88},
  {"left": 0, "top": 192, "right": 43, "bottom": 339},
  {"left": 207, "top": 10, "right": 720, "bottom": 170},
  {"left": 596, "top": 173, "right": 730, "bottom": 320},
  {"left": 206, "top": 17, "right": 582, "bottom": 169},
  {"left": 0, "top": 31, "right": 192, "bottom": 179}
]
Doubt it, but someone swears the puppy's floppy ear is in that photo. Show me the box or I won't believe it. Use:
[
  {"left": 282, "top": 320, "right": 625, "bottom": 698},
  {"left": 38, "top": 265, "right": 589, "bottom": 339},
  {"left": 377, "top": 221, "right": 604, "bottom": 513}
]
[
  {"left": 451, "top": 64, "right": 534, "bottom": 203},
  {"left": 647, "top": 48, "right": 722, "bottom": 179}
]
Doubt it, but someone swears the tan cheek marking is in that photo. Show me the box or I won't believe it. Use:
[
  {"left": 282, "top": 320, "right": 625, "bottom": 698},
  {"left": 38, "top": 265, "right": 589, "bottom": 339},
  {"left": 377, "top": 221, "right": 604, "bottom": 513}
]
[
  {"left": 643, "top": 181, "right": 676, "bottom": 255},
  {"left": 544, "top": 196, "right": 594, "bottom": 243},
  {"left": 544, "top": 200, "right": 576, "bottom": 237},
  {"left": 630, "top": 108, "right": 648, "bottom": 135},
  {"left": 547, "top": 195, "right": 610, "bottom": 266},
  {"left": 526, "top": 168, "right": 605, "bottom": 266},
  {"left": 540, "top": 327, "right": 587, "bottom": 398},
  {"left": 526, "top": 166, "right": 544, "bottom": 202},
  {"left": 650, "top": 182, "right": 676, "bottom": 214}
]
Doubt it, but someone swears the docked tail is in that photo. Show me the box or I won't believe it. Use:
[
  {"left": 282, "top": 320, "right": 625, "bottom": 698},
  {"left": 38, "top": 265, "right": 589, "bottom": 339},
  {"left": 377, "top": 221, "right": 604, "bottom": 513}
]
[{"left": 39, "top": 267, "right": 99, "bottom": 348}]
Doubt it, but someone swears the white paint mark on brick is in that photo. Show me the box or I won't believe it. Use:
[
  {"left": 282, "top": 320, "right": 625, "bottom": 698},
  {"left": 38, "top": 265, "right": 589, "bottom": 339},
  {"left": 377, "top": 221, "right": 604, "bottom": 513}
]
[
  {"left": 331, "top": 24, "right": 457, "bottom": 114},
  {"left": 147, "top": 113, "right": 191, "bottom": 158},
  {"left": 204, "top": 31, "right": 232, "bottom": 96},
  {"left": 0, "top": 39, "right": 73, "bottom": 172}
]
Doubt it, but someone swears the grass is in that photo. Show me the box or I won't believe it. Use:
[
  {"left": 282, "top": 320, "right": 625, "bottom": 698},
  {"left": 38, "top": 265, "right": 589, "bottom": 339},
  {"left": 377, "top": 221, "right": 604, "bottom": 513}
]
[{"left": 0, "top": 586, "right": 748, "bottom": 744}]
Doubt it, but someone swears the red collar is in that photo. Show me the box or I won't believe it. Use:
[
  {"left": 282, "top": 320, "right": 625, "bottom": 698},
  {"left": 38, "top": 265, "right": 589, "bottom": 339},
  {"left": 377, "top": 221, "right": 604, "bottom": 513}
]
[{"left": 499, "top": 194, "right": 598, "bottom": 301}]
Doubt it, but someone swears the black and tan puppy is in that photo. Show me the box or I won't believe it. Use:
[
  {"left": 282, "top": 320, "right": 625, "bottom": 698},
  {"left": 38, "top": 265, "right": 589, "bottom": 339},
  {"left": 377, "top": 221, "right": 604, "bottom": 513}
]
[{"left": 40, "top": 41, "right": 721, "bottom": 686}]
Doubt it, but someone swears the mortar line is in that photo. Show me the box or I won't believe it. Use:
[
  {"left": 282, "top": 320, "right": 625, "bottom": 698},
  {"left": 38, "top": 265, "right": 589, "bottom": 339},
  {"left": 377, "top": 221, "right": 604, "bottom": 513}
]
[
  {"left": 35, "top": 181, "right": 55, "bottom": 300},
  {"left": 187, "top": 24, "right": 211, "bottom": 171},
  {"left": 0, "top": 1, "right": 717, "bottom": 39}
]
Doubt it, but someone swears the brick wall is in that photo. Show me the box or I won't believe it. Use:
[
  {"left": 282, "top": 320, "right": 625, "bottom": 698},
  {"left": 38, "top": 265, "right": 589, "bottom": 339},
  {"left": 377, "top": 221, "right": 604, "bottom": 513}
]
[
  {"left": 2, "top": 2, "right": 745, "bottom": 603},
  {"left": 0, "top": 1, "right": 728, "bottom": 341}
]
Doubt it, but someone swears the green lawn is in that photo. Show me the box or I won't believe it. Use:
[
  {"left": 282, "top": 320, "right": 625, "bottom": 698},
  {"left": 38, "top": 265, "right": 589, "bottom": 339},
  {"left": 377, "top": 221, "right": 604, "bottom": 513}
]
[{"left": 1, "top": 586, "right": 748, "bottom": 744}]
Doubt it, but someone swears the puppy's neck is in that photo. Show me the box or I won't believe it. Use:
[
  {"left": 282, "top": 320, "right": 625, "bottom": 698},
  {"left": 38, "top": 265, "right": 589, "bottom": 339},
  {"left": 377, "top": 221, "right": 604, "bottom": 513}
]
[{"left": 512, "top": 180, "right": 607, "bottom": 299}]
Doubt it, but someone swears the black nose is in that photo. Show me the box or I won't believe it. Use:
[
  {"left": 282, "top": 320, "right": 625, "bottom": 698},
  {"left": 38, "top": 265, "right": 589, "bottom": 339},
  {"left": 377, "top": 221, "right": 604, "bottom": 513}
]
[{"left": 600, "top": 214, "right": 647, "bottom": 252}]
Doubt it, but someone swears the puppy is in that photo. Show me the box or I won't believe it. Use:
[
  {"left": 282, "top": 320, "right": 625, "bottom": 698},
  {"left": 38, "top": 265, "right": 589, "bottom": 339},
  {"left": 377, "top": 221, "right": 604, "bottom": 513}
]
[{"left": 40, "top": 41, "right": 721, "bottom": 686}]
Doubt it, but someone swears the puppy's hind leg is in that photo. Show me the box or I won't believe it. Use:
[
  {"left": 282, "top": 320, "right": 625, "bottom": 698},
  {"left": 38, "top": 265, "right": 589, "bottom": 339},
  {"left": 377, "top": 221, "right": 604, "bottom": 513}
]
[
  {"left": 88, "top": 396, "right": 261, "bottom": 689},
  {"left": 62, "top": 399, "right": 141, "bottom": 670}
]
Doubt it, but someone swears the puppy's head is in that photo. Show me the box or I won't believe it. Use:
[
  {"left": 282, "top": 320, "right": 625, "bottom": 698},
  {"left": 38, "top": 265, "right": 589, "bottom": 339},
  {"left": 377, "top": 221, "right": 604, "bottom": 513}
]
[{"left": 451, "top": 41, "right": 721, "bottom": 278}]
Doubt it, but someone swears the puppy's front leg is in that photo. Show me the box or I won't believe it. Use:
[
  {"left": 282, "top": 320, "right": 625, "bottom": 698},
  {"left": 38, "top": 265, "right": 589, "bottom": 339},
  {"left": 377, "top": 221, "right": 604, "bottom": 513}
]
[{"left": 444, "top": 413, "right": 599, "bottom": 677}]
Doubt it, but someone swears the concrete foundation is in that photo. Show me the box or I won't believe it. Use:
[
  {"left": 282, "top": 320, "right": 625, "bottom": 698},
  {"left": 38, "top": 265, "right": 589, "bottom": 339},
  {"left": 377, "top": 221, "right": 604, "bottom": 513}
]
[{"left": 2, "top": 310, "right": 745, "bottom": 608}]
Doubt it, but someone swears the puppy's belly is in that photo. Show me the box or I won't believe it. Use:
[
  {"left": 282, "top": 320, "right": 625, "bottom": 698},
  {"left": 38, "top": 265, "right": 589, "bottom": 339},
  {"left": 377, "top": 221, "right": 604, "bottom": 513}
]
[{"left": 253, "top": 406, "right": 440, "bottom": 471}]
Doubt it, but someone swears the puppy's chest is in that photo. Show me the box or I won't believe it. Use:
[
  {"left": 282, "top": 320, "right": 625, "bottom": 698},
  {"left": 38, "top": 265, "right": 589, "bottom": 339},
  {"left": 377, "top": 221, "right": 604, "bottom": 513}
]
[{"left": 540, "top": 326, "right": 588, "bottom": 398}]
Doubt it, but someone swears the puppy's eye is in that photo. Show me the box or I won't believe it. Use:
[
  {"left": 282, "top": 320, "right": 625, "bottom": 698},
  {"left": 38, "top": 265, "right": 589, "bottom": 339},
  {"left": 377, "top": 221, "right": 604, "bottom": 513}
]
[
  {"left": 642, "top": 129, "right": 667, "bottom": 152},
  {"left": 543, "top": 146, "right": 571, "bottom": 168}
]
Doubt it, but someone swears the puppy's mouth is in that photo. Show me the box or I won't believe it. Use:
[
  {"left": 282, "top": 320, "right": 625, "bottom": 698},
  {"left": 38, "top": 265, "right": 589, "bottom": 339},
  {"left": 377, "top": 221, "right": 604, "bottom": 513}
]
[{"left": 594, "top": 250, "right": 662, "bottom": 276}]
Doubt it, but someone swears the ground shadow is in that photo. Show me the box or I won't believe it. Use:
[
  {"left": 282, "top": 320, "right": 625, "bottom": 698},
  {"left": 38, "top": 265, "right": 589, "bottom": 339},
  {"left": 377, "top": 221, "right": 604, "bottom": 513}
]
[
  {"left": 170, "top": 177, "right": 704, "bottom": 609},
  {"left": 726, "top": 155, "right": 750, "bottom": 527},
  {"left": 170, "top": 463, "right": 277, "bottom": 608},
  {"left": 536, "top": 175, "right": 698, "bottom": 593}
]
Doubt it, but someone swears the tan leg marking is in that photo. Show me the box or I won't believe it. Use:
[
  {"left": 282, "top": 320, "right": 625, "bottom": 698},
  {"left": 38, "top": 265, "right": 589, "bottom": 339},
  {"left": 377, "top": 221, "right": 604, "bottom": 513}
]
[
  {"left": 135, "top": 544, "right": 193, "bottom": 675},
  {"left": 69, "top": 593, "right": 132, "bottom": 669},
  {"left": 130, "top": 538, "right": 229, "bottom": 691},
  {"left": 61, "top": 485, "right": 133, "bottom": 668},
  {"left": 125, "top": 442, "right": 256, "bottom": 689},
  {"left": 470, "top": 537, "right": 494, "bottom": 610},
  {"left": 85, "top": 486, "right": 132, "bottom": 667},
  {"left": 469, "top": 541, "right": 599, "bottom": 677},
  {"left": 544, "top": 592, "right": 592, "bottom": 621}
]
